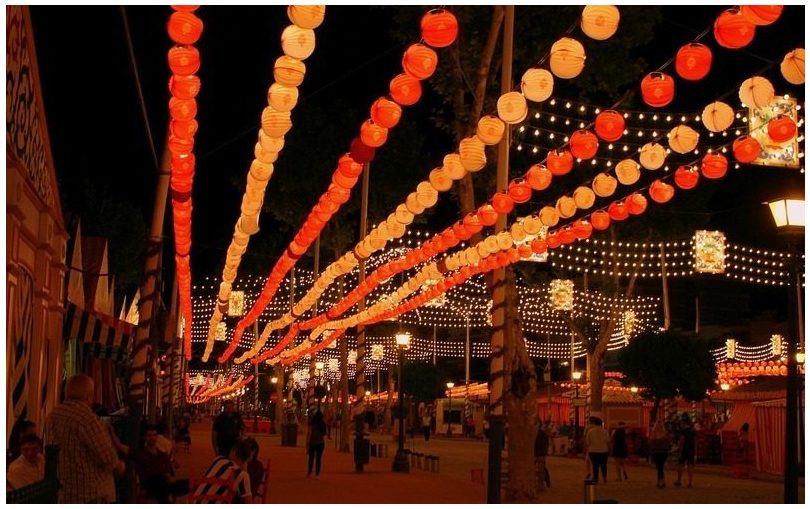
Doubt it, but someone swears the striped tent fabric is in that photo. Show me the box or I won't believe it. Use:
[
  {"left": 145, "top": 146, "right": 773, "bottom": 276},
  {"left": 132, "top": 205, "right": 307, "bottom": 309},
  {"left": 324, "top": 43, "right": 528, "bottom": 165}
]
[
  {"left": 63, "top": 302, "right": 134, "bottom": 361},
  {"left": 754, "top": 399, "right": 785, "bottom": 474},
  {"left": 10, "top": 270, "right": 35, "bottom": 424}
]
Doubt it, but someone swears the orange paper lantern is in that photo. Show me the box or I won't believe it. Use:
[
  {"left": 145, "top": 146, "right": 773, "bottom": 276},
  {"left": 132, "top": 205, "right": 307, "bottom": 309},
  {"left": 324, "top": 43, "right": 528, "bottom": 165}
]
[
  {"left": 625, "top": 193, "right": 647, "bottom": 215},
  {"left": 732, "top": 135, "right": 762, "bottom": 164},
  {"left": 608, "top": 201, "right": 629, "bottom": 221},
  {"left": 338, "top": 154, "right": 363, "bottom": 178},
  {"left": 701, "top": 153, "right": 728, "bottom": 179},
  {"left": 550, "top": 37, "right": 586, "bottom": 79},
  {"left": 573, "top": 186, "right": 596, "bottom": 209},
  {"left": 781, "top": 48, "right": 805, "bottom": 85},
  {"left": 477, "top": 116, "right": 506, "bottom": 145},
  {"left": 594, "top": 110, "right": 625, "bottom": 142},
  {"left": 428, "top": 168, "right": 453, "bottom": 192},
  {"left": 569, "top": 130, "right": 599, "bottom": 160},
  {"left": 171, "top": 119, "right": 198, "bottom": 139},
  {"left": 767, "top": 115, "right": 797, "bottom": 143},
  {"left": 545, "top": 232, "right": 562, "bottom": 249},
  {"left": 360, "top": 120, "right": 388, "bottom": 148},
  {"left": 508, "top": 179, "right": 532, "bottom": 204},
  {"left": 675, "top": 43, "right": 712, "bottom": 81},
  {"left": 674, "top": 165, "right": 699, "bottom": 190},
  {"left": 497, "top": 92, "right": 529, "bottom": 124},
  {"left": 739, "top": 76, "right": 774, "bottom": 108},
  {"left": 740, "top": 5, "right": 783, "bottom": 26},
  {"left": 477, "top": 204, "right": 499, "bottom": 226},
  {"left": 267, "top": 83, "right": 299, "bottom": 112},
  {"left": 168, "top": 11, "right": 203, "bottom": 45},
  {"left": 168, "top": 45, "right": 201, "bottom": 76},
  {"left": 547, "top": 149, "right": 574, "bottom": 176},
  {"left": 580, "top": 5, "right": 620, "bottom": 41},
  {"left": 389, "top": 74, "right": 422, "bottom": 106},
  {"left": 281, "top": 25, "right": 316, "bottom": 60},
  {"left": 591, "top": 210, "right": 611, "bottom": 230},
  {"left": 592, "top": 173, "right": 618, "bottom": 197},
  {"left": 521, "top": 68, "right": 554, "bottom": 102},
  {"left": 531, "top": 238, "right": 548, "bottom": 254},
  {"left": 420, "top": 9, "right": 458, "bottom": 48},
  {"left": 572, "top": 219, "right": 593, "bottom": 239},
  {"left": 641, "top": 72, "right": 675, "bottom": 107},
  {"left": 492, "top": 192, "right": 514, "bottom": 214},
  {"left": 350, "top": 138, "right": 376, "bottom": 163},
  {"left": 274, "top": 56, "right": 306, "bottom": 87},
  {"left": 169, "top": 74, "right": 201, "bottom": 99},
  {"left": 714, "top": 9, "right": 756, "bottom": 49},
  {"left": 559, "top": 227, "right": 577, "bottom": 245},
  {"left": 287, "top": 5, "right": 326, "bottom": 29},
  {"left": 370, "top": 97, "right": 402, "bottom": 129},
  {"left": 702, "top": 101, "right": 735, "bottom": 133},
  {"left": 526, "top": 164, "right": 552, "bottom": 190},
  {"left": 169, "top": 97, "right": 197, "bottom": 121},
  {"left": 649, "top": 180, "right": 675, "bottom": 204},
  {"left": 402, "top": 44, "right": 438, "bottom": 80}
]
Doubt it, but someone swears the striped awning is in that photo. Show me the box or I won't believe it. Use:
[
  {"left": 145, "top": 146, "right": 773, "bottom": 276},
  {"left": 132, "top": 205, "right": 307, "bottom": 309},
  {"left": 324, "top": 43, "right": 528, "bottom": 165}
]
[{"left": 64, "top": 302, "right": 134, "bottom": 361}]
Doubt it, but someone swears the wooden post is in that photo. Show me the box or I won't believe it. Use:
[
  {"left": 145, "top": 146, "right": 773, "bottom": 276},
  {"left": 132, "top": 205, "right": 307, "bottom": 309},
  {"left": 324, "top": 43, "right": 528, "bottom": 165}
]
[
  {"left": 354, "top": 161, "right": 370, "bottom": 472},
  {"left": 660, "top": 244, "right": 671, "bottom": 330}
]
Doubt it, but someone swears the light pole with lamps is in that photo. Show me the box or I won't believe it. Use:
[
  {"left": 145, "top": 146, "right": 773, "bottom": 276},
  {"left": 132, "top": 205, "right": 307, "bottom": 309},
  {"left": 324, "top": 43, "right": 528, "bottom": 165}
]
[
  {"left": 572, "top": 371, "right": 583, "bottom": 454},
  {"left": 446, "top": 382, "right": 455, "bottom": 437},
  {"left": 767, "top": 197, "right": 804, "bottom": 504},
  {"left": 314, "top": 361, "right": 325, "bottom": 411},
  {"left": 392, "top": 332, "right": 411, "bottom": 473}
]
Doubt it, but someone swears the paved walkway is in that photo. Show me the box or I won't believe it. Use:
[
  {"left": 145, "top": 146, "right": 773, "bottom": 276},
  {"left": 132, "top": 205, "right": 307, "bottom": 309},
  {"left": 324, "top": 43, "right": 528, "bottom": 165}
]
[{"left": 173, "top": 419, "right": 801, "bottom": 504}]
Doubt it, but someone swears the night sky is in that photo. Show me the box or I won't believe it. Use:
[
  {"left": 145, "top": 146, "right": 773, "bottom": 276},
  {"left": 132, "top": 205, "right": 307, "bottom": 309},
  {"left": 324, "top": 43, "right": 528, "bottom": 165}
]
[{"left": 29, "top": 5, "right": 805, "bottom": 337}]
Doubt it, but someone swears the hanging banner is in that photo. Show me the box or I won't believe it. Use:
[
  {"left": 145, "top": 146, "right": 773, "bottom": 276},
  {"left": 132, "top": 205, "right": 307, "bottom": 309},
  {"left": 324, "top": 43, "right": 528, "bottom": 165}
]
[
  {"left": 694, "top": 230, "right": 726, "bottom": 274},
  {"left": 748, "top": 95, "right": 800, "bottom": 168}
]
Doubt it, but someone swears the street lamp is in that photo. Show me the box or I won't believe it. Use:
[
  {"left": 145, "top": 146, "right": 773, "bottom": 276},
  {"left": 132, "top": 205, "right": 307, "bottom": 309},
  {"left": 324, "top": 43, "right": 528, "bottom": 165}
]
[
  {"left": 630, "top": 386, "right": 639, "bottom": 394},
  {"left": 446, "top": 382, "right": 455, "bottom": 437},
  {"left": 720, "top": 383, "right": 731, "bottom": 391},
  {"left": 768, "top": 197, "right": 804, "bottom": 504},
  {"left": 314, "top": 361, "right": 325, "bottom": 411},
  {"left": 572, "top": 371, "right": 583, "bottom": 454},
  {"left": 392, "top": 332, "right": 411, "bottom": 473}
]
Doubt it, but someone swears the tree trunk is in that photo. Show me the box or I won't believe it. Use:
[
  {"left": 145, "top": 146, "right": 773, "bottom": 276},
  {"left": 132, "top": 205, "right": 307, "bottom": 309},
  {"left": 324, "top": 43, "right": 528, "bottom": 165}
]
[
  {"left": 587, "top": 352, "right": 605, "bottom": 417},
  {"left": 503, "top": 268, "right": 539, "bottom": 502},
  {"left": 384, "top": 366, "right": 394, "bottom": 429},
  {"left": 338, "top": 275, "right": 351, "bottom": 452}
]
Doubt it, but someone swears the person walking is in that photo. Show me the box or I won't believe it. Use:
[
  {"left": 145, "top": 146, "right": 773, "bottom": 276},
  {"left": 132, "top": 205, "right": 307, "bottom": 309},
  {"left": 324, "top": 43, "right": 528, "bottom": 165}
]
[
  {"left": 650, "top": 419, "right": 671, "bottom": 488},
  {"left": 307, "top": 410, "right": 328, "bottom": 479},
  {"left": 585, "top": 416, "right": 610, "bottom": 484},
  {"left": 44, "top": 374, "right": 126, "bottom": 503},
  {"left": 611, "top": 421, "right": 629, "bottom": 481},
  {"left": 422, "top": 411, "right": 432, "bottom": 442},
  {"left": 212, "top": 400, "right": 245, "bottom": 457},
  {"left": 133, "top": 425, "right": 187, "bottom": 503},
  {"left": 534, "top": 421, "right": 552, "bottom": 490},
  {"left": 675, "top": 414, "right": 696, "bottom": 487}
]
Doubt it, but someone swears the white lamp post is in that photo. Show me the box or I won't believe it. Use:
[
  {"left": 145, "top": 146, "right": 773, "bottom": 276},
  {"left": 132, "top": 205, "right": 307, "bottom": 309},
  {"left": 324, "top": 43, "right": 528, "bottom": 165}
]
[
  {"left": 392, "top": 332, "right": 411, "bottom": 473},
  {"left": 446, "top": 382, "right": 455, "bottom": 437}
]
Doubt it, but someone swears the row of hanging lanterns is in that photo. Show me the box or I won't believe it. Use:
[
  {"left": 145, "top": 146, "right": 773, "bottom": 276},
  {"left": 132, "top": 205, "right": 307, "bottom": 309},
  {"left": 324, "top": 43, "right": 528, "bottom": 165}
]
[
  {"left": 229, "top": 8, "right": 459, "bottom": 364},
  {"left": 167, "top": 5, "right": 204, "bottom": 360},
  {"left": 202, "top": 6, "right": 325, "bottom": 363}
]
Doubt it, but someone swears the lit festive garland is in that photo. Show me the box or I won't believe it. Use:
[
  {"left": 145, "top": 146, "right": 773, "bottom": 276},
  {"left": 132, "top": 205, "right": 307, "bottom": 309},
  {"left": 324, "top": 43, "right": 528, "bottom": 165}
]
[{"left": 202, "top": 6, "right": 326, "bottom": 362}]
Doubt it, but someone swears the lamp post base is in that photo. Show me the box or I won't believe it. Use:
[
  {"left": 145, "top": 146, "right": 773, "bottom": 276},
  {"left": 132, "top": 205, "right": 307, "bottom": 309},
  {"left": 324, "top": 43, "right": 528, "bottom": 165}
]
[{"left": 392, "top": 450, "right": 410, "bottom": 473}]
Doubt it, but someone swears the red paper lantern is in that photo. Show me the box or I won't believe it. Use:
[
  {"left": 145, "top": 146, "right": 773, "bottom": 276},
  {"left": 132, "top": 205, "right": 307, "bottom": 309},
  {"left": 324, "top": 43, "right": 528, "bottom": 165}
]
[
  {"left": 172, "top": 153, "right": 195, "bottom": 174},
  {"left": 732, "top": 135, "right": 762, "bottom": 164},
  {"left": 370, "top": 97, "right": 402, "bottom": 129},
  {"left": 389, "top": 74, "right": 422, "bottom": 106},
  {"left": 594, "top": 110, "right": 625, "bottom": 142},
  {"left": 608, "top": 201, "right": 629, "bottom": 221},
  {"left": 591, "top": 210, "right": 611, "bottom": 230},
  {"left": 569, "top": 129, "right": 599, "bottom": 160},
  {"left": 701, "top": 153, "right": 728, "bottom": 179},
  {"left": 714, "top": 9, "right": 756, "bottom": 49},
  {"left": 360, "top": 120, "right": 388, "bottom": 148},
  {"left": 546, "top": 232, "right": 562, "bottom": 249},
  {"left": 477, "top": 204, "right": 499, "bottom": 226},
  {"left": 169, "top": 97, "right": 197, "bottom": 121},
  {"left": 767, "top": 115, "right": 797, "bottom": 143},
  {"left": 338, "top": 154, "right": 364, "bottom": 178},
  {"left": 168, "top": 11, "right": 204, "bottom": 45},
  {"left": 508, "top": 179, "right": 532, "bottom": 204},
  {"left": 171, "top": 119, "right": 198, "bottom": 140},
  {"left": 168, "top": 134, "right": 194, "bottom": 154},
  {"left": 402, "top": 44, "right": 438, "bottom": 80},
  {"left": 463, "top": 213, "right": 483, "bottom": 234},
  {"left": 172, "top": 5, "right": 199, "bottom": 12},
  {"left": 641, "top": 72, "right": 675, "bottom": 107},
  {"left": 168, "top": 45, "right": 201, "bottom": 76},
  {"left": 559, "top": 228, "right": 577, "bottom": 245},
  {"left": 572, "top": 220, "right": 593, "bottom": 239},
  {"left": 420, "top": 9, "right": 458, "bottom": 48},
  {"left": 350, "top": 138, "right": 376, "bottom": 163},
  {"left": 526, "top": 164, "right": 552, "bottom": 190},
  {"left": 332, "top": 170, "right": 358, "bottom": 190},
  {"left": 531, "top": 239, "right": 548, "bottom": 254},
  {"left": 740, "top": 5, "right": 783, "bottom": 26},
  {"left": 625, "top": 193, "right": 647, "bottom": 215},
  {"left": 492, "top": 192, "right": 514, "bottom": 214},
  {"left": 518, "top": 244, "right": 533, "bottom": 259},
  {"left": 547, "top": 149, "right": 574, "bottom": 176},
  {"left": 169, "top": 74, "right": 201, "bottom": 99},
  {"left": 326, "top": 184, "right": 351, "bottom": 205},
  {"left": 675, "top": 43, "right": 712, "bottom": 81},
  {"left": 674, "top": 165, "right": 699, "bottom": 190},
  {"left": 649, "top": 180, "right": 675, "bottom": 204}
]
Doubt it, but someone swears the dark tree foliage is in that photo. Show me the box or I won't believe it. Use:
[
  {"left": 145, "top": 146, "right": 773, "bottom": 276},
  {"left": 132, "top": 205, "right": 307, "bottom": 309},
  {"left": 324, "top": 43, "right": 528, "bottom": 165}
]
[
  {"left": 400, "top": 360, "right": 444, "bottom": 403},
  {"left": 618, "top": 330, "right": 717, "bottom": 403}
]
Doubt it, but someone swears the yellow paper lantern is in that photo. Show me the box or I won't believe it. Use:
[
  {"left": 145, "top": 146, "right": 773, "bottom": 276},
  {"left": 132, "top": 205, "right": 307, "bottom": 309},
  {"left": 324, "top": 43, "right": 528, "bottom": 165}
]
[
  {"left": 428, "top": 167, "right": 453, "bottom": 192},
  {"left": 287, "top": 5, "right": 326, "bottom": 29},
  {"left": 739, "top": 76, "right": 774, "bottom": 109},
  {"left": 550, "top": 37, "right": 586, "bottom": 79},
  {"left": 443, "top": 153, "right": 466, "bottom": 180},
  {"left": 573, "top": 186, "right": 596, "bottom": 209},
  {"left": 556, "top": 196, "right": 577, "bottom": 218},
  {"left": 539, "top": 206, "right": 560, "bottom": 227},
  {"left": 701, "top": 101, "right": 734, "bottom": 132},
  {"left": 254, "top": 143, "right": 278, "bottom": 164},
  {"left": 522, "top": 215, "right": 543, "bottom": 235},
  {"left": 281, "top": 25, "right": 316, "bottom": 60},
  {"left": 249, "top": 159, "right": 274, "bottom": 181},
  {"left": 592, "top": 173, "right": 618, "bottom": 197},
  {"left": 261, "top": 107, "right": 292, "bottom": 138},
  {"left": 639, "top": 143, "right": 666, "bottom": 170},
  {"left": 405, "top": 192, "right": 425, "bottom": 215},
  {"left": 497, "top": 231, "right": 513, "bottom": 250},
  {"left": 395, "top": 204, "right": 414, "bottom": 225},
  {"left": 274, "top": 56, "right": 306, "bottom": 87},
  {"left": 510, "top": 222, "right": 527, "bottom": 242},
  {"left": 781, "top": 48, "right": 805, "bottom": 85},
  {"left": 459, "top": 136, "right": 487, "bottom": 172},
  {"left": 521, "top": 68, "right": 554, "bottom": 102},
  {"left": 483, "top": 236, "right": 499, "bottom": 255},
  {"left": 615, "top": 159, "right": 641, "bottom": 185},
  {"left": 580, "top": 5, "right": 620, "bottom": 40},
  {"left": 667, "top": 124, "right": 699, "bottom": 154},
  {"left": 267, "top": 83, "right": 299, "bottom": 112},
  {"left": 497, "top": 92, "right": 529, "bottom": 124},
  {"left": 416, "top": 181, "right": 439, "bottom": 208},
  {"left": 387, "top": 216, "right": 406, "bottom": 238},
  {"left": 477, "top": 115, "right": 506, "bottom": 145},
  {"left": 259, "top": 131, "right": 285, "bottom": 153}
]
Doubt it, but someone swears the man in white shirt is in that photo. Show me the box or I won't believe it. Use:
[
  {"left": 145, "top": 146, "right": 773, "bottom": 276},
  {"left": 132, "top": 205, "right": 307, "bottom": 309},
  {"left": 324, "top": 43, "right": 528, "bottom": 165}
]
[{"left": 7, "top": 435, "right": 45, "bottom": 490}]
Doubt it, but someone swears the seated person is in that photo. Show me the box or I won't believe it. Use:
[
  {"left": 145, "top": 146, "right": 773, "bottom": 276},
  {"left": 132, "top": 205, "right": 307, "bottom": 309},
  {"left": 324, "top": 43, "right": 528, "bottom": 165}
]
[
  {"left": 194, "top": 439, "right": 252, "bottom": 503},
  {"left": 7, "top": 419, "right": 37, "bottom": 467},
  {"left": 7, "top": 435, "right": 45, "bottom": 490},
  {"left": 133, "top": 425, "right": 188, "bottom": 503},
  {"left": 243, "top": 438, "right": 265, "bottom": 502}
]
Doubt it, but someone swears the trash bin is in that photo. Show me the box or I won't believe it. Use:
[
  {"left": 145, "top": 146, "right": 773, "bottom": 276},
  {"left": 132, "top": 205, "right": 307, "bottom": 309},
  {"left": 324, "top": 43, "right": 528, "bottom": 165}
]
[{"left": 282, "top": 423, "right": 298, "bottom": 447}]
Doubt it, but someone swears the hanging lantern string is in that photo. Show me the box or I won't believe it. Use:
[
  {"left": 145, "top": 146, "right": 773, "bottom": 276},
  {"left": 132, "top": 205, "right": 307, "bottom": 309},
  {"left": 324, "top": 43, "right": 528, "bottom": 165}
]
[{"left": 533, "top": 16, "right": 582, "bottom": 68}]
